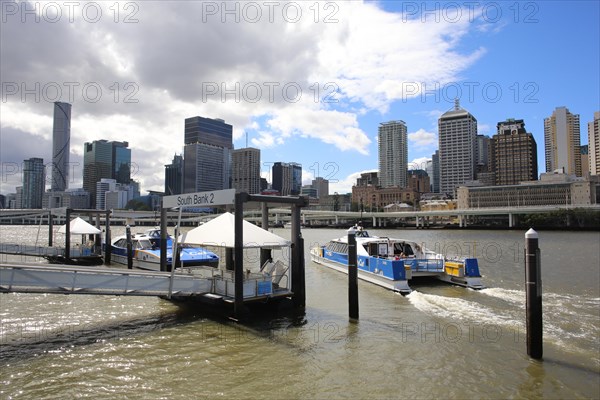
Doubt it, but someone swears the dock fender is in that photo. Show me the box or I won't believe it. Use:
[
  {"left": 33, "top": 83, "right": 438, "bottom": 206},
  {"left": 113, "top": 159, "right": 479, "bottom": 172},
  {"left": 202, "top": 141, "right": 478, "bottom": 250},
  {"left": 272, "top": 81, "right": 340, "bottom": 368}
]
[{"left": 464, "top": 258, "right": 481, "bottom": 277}]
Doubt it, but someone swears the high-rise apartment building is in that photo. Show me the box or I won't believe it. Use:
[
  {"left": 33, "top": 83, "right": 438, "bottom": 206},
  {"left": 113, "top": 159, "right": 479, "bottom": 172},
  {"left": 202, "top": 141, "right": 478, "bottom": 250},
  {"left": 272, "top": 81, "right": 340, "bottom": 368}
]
[
  {"left": 544, "top": 107, "right": 581, "bottom": 176},
  {"left": 183, "top": 116, "right": 232, "bottom": 193},
  {"left": 438, "top": 100, "right": 478, "bottom": 196},
  {"left": 588, "top": 111, "right": 600, "bottom": 175},
  {"left": 378, "top": 120, "right": 408, "bottom": 188},
  {"left": 22, "top": 157, "right": 45, "bottom": 209},
  {"left": 51, "top": 102, "right": 71, "bottom": 192},
  {"left": 491, "top": 119, "right": 538, "bottom": 185},
  {"left": 232, "top": 148, "right": 261, "bottom": 194},
  {"left": 164, "top": 154, "right": 184, "bottom": 195},
  {"left": 83, "top": 140, "right": 131, "bottom": 208}
]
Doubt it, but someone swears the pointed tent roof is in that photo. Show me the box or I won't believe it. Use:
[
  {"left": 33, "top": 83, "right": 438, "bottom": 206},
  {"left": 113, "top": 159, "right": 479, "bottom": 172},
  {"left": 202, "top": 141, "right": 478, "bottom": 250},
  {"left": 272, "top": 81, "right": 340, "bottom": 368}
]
[
  {"left": 180, "top": 212, "right": 290, "bottom": 249},
  {"left": 58, "top": 217, "right": 102, "bottom": 235}
]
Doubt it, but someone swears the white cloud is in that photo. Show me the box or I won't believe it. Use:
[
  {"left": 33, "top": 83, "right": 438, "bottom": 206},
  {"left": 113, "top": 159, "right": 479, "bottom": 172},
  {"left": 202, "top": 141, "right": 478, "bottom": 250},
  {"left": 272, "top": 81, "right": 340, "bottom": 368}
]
[
  {"left": 330, "top": 169, "right": 378, "bottom": 194},
  {"left": 1, "top": 1, "right": 484, "bottom": 193},
  {"left": 408, "top": 128, "right": 437, "bottom": 148},
  {"left": 408, "top": 157, "right": 432, "bottom": 171}
]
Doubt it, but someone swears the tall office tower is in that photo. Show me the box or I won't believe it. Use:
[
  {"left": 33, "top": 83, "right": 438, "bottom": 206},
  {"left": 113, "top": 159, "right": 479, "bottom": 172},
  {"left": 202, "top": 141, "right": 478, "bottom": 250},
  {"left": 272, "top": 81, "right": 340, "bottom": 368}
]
[
  {"left": 431, "top": 150, "right": 440, "bottom": 193},
  {"left": 491, "top": 119, "right": 538, "bottom": 185},
  {"left": 476, "top": 134, "right": 490, "bottom": 172},
  {"left": 22, "top": 157, "right": 45, "bottom": 209},
  {"left": 51, "top": 102, "right": 71, "bottom": 191},
  {"left": 378, "top": 120, "right": 408, "bottom": 188},
  {"left": 438, "top": 99, "right": 477, "bottom": 196},
  {"left": 290, "top": 162, "right": 302, "bottom": 195},
  {"left": 544, "top": 107, "right": 581, "bottom": 176},
  {"left": 312, "top": 177, "right": 329, "bottom": 198},
  {"left": 164, "top": 154, "right": 184, "bottom": 195},
  {"left": 183, "top": 116, "right": 232, "bottom": 193},
  {"left": 83, "top": 140, "right": 131, "bottom": 208},
  {"left": 95, "top": 178, "right": 117, "bottom": 210},
  {"left": 232, "top": 147, "right": 261, "bottom": 194},
  {"left": 272, "top": 162, "right": 302, "bottom": 195},
  {"left": 589, "top": 111, "right": 600, "bottom": 175}
]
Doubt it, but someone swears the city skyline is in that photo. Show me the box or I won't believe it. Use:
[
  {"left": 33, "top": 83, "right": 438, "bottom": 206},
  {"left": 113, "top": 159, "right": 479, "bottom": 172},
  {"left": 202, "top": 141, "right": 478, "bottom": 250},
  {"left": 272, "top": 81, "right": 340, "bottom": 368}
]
[{"left": 1, "top": 1, "right": 599, "bottom": 196}]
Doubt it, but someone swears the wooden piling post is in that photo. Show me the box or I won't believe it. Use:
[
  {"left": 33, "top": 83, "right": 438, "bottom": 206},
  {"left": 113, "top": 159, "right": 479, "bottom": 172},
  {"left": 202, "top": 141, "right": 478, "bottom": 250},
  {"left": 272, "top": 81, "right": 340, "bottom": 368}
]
[
  {"left": 126, "top": 225, "right": 133, "bottom": 269},
  {"left": 525, "top": 228, "right": 542, "bottom": 360},
  {"left": 348, "top": 228, "right": 359, "bottom": 320}
]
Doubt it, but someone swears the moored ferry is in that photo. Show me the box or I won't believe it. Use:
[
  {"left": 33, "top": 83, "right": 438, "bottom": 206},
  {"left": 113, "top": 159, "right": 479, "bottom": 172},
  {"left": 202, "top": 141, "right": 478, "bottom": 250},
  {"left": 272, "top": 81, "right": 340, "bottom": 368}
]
[
  {"left": 108, "top": 228, "right": 219, "bottom": 271},
  {"left": 310, "top": 226, "right": 483, "bottom": 294}
]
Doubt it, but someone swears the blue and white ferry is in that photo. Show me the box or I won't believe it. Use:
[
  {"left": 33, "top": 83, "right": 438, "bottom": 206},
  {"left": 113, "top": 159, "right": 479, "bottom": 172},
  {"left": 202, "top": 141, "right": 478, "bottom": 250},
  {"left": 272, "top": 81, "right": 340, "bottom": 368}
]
[
  {"left": 310, "top": 226, "right": 483, "bottom": 294},
  {"left": 109, "top": 228, "right": 219, "bottom": 271}
]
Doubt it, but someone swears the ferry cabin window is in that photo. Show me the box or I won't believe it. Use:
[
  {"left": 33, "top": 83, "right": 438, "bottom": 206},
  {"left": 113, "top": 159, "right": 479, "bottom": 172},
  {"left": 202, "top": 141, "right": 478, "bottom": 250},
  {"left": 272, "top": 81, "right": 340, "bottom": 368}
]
[
  {"left": 393, "top": 243, "right": 414, "bottom": 256},
  {"left": 326, "top": 242, "right": 349, "bottom": 253}
]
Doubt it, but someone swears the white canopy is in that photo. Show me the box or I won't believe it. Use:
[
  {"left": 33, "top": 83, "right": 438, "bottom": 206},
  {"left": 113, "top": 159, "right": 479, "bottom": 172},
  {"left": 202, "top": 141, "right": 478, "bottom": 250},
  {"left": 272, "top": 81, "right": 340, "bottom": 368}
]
[
  {"left": 58, "top": 217, "right": 102, "bottom": 235},
  {"left": 180, "top": 212, "right": 290, "bottom": 249}
]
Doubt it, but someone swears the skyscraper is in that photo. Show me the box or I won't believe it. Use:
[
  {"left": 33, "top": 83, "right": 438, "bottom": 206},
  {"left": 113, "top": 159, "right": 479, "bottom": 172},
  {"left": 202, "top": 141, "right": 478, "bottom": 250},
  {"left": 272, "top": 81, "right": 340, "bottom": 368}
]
[
  {"left": 272, "top": 162, "right": 302, "bottom": 195},
  {"left": 83, "top": 140, "right": 131, "bottom": 208},
  {"left": 164, "top": 154, "right": 184, "bottom": 195},
  {"left": 491, "top": 119, "right": 538, "bottom": 185},
  {"left": 22, "top": 157, "right": 45, "bottom": 209},
  {"left": 51, "top": 102, "right": 71, "bottom": 192},
  {"left": 312, "top": 177, "right": 329, "bottom": 198},
  {"left": 378, "top": 120, "right": 408, "bottom": 188},
  {"left": 183, "top": 116, "right": 232, "bottom": 193},
  {"left": 232, "top": 148, "right": 261, "bottom": 194},
  {"left": 588, "top": 111, "right": 600, "bottom": 175},
  {"left": 431, "top": 150, "right": 440, "bottom": 193},
  {"left": 544, "top": 106, "right": 581, "bottom": 176},
  {"left": 438, "top": 100, "right": 477, "bottom": 196}
]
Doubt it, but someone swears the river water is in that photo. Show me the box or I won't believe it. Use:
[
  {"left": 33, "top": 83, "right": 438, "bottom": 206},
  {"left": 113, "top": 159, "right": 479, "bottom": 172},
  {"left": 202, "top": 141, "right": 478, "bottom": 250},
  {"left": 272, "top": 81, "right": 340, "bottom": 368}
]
[{"left": 1, "top": 225, "right": 599, "bottom": 399}]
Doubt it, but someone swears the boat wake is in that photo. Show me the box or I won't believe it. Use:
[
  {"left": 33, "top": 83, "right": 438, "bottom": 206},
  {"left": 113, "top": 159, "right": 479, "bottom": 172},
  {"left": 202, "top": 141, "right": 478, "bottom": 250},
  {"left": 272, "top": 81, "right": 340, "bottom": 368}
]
[{"left": 407, "top": 289, "right": 600, "bottom": 365}]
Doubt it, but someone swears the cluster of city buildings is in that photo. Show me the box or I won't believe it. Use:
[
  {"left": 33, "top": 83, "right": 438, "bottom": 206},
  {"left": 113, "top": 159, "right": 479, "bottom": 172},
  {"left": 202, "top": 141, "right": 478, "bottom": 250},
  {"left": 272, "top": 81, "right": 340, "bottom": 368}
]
[
  {"left": 0, "top": 103, "right": 330, "bottom": 210},
  {"left": 352, "top": 100, "right": 599, "bottom": 211},
  {"left": 2, "top": 100, "right": 599, "bottom": 211}
]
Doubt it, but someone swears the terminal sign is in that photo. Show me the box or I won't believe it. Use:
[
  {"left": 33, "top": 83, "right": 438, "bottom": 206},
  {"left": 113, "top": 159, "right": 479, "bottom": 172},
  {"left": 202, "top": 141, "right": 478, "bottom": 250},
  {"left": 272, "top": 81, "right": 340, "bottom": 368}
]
[{"left": 162, "top": 189, "right": 235, "bottom": 209}]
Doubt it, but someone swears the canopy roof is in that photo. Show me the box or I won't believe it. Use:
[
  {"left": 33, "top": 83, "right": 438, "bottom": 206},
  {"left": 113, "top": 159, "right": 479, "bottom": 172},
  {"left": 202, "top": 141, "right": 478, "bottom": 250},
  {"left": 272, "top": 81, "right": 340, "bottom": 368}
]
[
  {"left": 58, "top": 217, "right": 102, "bottom": 235},
  {"left": 180, "top": 212, "right": 290, "bottom": 249}
]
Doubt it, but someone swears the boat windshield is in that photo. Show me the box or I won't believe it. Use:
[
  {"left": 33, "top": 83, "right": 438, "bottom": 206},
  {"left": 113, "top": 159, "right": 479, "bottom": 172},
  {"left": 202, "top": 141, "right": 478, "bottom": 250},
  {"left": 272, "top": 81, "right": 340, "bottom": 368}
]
[
  {"left": 355, "top": 228, "right": 370, "bottom": 237},
  {"left": 136, "top": 239, "right": 154, "bottom": 249}
]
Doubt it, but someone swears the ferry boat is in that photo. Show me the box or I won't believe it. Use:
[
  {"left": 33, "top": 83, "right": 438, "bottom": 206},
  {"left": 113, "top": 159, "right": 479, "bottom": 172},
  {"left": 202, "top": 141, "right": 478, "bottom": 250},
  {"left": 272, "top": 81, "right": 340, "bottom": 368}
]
[
  {"left": 108, "top": 228, "right": 219, "bottom": 271},
  {"left": 310, "top": 226, "right": 483, "bottom": 294}
]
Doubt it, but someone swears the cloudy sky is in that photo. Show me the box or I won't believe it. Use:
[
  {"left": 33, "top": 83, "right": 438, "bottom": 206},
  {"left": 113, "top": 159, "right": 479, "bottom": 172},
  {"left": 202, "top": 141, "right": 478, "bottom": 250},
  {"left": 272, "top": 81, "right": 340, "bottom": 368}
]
[{"left": 1, "top": 1, "right": 599, "bottom": 196}]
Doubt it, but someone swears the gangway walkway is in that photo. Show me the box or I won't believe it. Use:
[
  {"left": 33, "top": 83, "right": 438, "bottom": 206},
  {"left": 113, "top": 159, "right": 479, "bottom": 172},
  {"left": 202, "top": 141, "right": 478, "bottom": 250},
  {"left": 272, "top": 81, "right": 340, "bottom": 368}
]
[{"left": 0, "top": 263, "right": 212, "bottom": 297}]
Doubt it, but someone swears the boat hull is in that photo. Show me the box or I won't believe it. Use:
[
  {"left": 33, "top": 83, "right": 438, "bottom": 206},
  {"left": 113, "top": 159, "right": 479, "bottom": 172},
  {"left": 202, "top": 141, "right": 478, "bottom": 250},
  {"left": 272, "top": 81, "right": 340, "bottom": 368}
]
[{"left": 310, "top": 251, "right": 412, "bottom": 294}]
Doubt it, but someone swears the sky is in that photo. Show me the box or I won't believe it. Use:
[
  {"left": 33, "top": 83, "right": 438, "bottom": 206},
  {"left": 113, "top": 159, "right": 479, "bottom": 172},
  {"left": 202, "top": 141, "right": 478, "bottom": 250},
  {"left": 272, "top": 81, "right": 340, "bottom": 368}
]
[{"left": 1, "top": 0, "right": 599, "bottom": 196}]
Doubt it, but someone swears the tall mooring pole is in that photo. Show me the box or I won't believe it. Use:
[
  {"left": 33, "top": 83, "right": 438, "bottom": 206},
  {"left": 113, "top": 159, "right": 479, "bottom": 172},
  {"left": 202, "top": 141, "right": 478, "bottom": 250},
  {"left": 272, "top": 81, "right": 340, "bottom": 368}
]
[
  {"left": 160, "top": 204, "right": 167, "bottom": 272},
  {"left": 126, "top": 225, "right": 133, "bottom": 270},
  {"left": 234, "top": 192, "right": 249, "bottom": 319},
  {"left": 525, "top": 228, "right": 542, "bottom": 360},
  {"left": 348, "top": 228, "right": 359, "bottom": 320}
]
